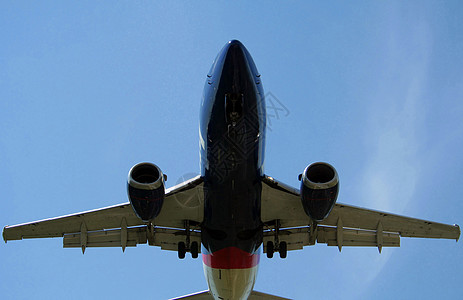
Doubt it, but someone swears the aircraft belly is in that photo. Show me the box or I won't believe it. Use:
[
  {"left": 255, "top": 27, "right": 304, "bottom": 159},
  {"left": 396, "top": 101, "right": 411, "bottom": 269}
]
[
  {"left": 203, "top": 263, "right": 259, "bottom": 300},
  {"left": 199, "top": 40, "right": 266, "bottom": 300}
]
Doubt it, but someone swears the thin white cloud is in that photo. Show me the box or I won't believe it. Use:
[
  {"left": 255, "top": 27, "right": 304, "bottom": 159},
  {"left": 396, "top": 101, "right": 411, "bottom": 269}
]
[
  {"left": 362, "top": 21, "right": 430, "bottom": 214},
  {"left": 356, "top": 11, "right": 432, "bottom": 292}
]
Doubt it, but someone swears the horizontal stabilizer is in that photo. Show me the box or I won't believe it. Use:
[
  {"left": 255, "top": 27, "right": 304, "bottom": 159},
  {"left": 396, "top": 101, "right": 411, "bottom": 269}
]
[
  {"left": 249, "top": 290, "right": 292, "bottom": 299},
  {"left": 170, "top": 291, "right": 211, "bottom": 299},
  {"left": 170, "top": 290, "right": 291, "bottom": 300}
]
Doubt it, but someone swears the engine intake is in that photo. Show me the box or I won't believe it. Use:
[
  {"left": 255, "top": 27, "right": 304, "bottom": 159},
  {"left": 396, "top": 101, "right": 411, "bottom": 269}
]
[
  {"left": 127, "top": 162, "right": 165, "bottom": 221},
  {"left": 300, "top": 162, "right": 339, "bottom": 221}
]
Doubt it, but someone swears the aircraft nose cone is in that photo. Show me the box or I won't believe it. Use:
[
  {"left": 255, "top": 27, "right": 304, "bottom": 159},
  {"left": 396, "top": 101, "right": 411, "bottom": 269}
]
[
  {"left": 223, "top": 39, "right": 247, "bottom": 65},
  {"left": 207, "top": 40, "right": 260, "bottom": 90},
  {"left": 208, "top": 40, "right": 249, "bottom": 78},
  {"left": 220, "top": 40, "right": 252, "bottom": 91},
  {"left": 227, "top": 39, "right": 245, "bottom": 51}
]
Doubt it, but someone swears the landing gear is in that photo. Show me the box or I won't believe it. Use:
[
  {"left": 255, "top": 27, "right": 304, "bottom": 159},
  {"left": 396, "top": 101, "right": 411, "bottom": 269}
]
[
  {"left": 279, "top": 241, "right": 287, "bottom": 259},
  {"left": 266, "top": 241, "right": 274, "bottom": 258},
  {"left": 177, "top": 220, "right": 200, "bottom": 259},
  {"left": 177, "top": 240, "right": 199, "bottom": 259},
  {"left": 178, "top": 242, "right": 186, "bottom": 259},
  {"left": 266, "top": 220, "right": 288, "bottom": 259},
  {"left": 191, "top": 241, "right": 199, "bottom": 259},
  {"left": 266, "top": 241, "right": 287, "bottom": 259}
]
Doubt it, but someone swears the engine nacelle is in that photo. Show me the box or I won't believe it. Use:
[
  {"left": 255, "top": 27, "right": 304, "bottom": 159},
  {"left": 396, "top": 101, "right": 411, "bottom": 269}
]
[
  {"left": 300, "top": 162, "right": 339, "bottom": 222},
  {"left": 127, "top": 162, "right": 165, "bottom": 221}
]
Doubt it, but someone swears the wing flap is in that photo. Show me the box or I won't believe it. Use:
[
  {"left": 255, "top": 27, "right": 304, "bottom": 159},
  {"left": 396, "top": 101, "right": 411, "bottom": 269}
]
[
  {"left": 262, "top": 226, "right": 400, "bottom": 252},
  {"left": 62, "top": 226, "right": 201, "bottom": 252},
  {"left": 63, "top": 226, "right": 148, "bottom": 248},
  {"left": 317, "top": 226, "right": 400, "bottom": 248}
]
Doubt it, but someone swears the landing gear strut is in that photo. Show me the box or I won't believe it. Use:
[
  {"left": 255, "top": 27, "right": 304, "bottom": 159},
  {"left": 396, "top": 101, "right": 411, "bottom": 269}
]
[
  {"left": 177, "top": 220, "right": 200, "bottom": 259},
  {"left": 266, "top": 220, "right": 288, "bottom": 259}
]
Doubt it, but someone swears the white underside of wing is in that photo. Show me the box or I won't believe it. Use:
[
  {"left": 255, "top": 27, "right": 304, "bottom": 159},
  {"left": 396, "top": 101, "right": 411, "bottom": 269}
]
[
  {"left": 261, "top": 174, "right": 460, "bottom": 252},
  {"left": 3, "top": 176, "right": 205, "bottom": 245}
]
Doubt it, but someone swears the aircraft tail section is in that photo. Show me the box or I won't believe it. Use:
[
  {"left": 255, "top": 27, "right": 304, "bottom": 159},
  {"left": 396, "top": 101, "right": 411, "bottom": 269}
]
[{"left": 170, "top": 290, "right": 291, "bottom": 300}]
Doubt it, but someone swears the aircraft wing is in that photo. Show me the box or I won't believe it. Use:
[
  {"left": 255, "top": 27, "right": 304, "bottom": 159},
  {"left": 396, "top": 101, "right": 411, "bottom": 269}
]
[
  {"left": 261, "top": 175, "right": 460, "bottom": 252},
  {"left": 3, "top": 176, "right": 204, "bottom": 252}
]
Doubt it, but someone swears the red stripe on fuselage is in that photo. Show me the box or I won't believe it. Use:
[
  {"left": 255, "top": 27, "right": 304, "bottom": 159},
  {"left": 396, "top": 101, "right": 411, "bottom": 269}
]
[{"left": 202, "top": 247, "right": 260, "bottom": 269}]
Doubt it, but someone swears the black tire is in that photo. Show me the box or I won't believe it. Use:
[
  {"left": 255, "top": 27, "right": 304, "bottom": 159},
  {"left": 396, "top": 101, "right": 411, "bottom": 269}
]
[
  {"left": 191, "top": 241, "right": 199, "bottom": 259},
  {"left": 279, "top": 241, "right": 287, "bottom": 259},
  {"left": 266, "top": 241, "right": 274, "bottom": 259},
  {"left": 178, "top": 242, "right": 186, "bottom": 259}
]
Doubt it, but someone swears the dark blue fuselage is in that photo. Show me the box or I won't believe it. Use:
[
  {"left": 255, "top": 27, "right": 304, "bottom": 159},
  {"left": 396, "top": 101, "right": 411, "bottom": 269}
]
[{"left": 199, "top": 40, "right": 266, "bottom": 257}]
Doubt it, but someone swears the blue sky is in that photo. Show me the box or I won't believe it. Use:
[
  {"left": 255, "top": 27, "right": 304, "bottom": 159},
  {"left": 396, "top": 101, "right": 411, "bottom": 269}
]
[{"left": 1, "top": 2, "right": 462, "bottom": 299}]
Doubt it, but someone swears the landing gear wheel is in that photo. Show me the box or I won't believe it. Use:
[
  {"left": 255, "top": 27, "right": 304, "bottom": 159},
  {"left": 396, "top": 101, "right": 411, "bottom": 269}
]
[
  {"left": 191, "top": 241, "right": 199, "bottom": 259},
  {"left": 266, "top": 241, "right": 274, "bottom": 259},
  {"left": 279, "top": 241, "right": 287, "bottom": 259},
  {"left": 178, "top": 242, "right": 186, "bottom": 259}
]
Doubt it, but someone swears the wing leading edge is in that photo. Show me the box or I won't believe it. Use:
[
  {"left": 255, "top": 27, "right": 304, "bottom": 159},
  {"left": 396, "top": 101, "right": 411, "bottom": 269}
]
[{"left": 261, "top": 175, "right": 460, "bottom": 253}]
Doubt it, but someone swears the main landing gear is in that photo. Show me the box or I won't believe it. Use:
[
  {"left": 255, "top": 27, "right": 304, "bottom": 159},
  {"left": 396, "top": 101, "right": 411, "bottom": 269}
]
[
  {"left": 178, "top": 241, "right": 199, "bottom": 259},
  {"left": 266, "top": 220, "right": 288, "bottom": 259},
  {"left": 266, "top": 240, "right": 287, "bottom": 259},
  {"left": 177, "top": 220, "right": 200, "bottom": 259}
]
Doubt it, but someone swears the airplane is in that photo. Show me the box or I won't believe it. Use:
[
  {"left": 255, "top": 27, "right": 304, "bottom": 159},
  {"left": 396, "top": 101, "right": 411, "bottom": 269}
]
[{"left": 3, "top": 40, "right": 460, "bottom": 300}]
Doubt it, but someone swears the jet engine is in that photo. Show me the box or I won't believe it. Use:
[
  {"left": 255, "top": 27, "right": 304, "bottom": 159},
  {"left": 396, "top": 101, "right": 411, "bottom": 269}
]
[
  {"left": 127, "top": 162, "right": 165, "bottom": 221},
  {"left": 300, "top": 162, "right": 339, "bottom": 222}
]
